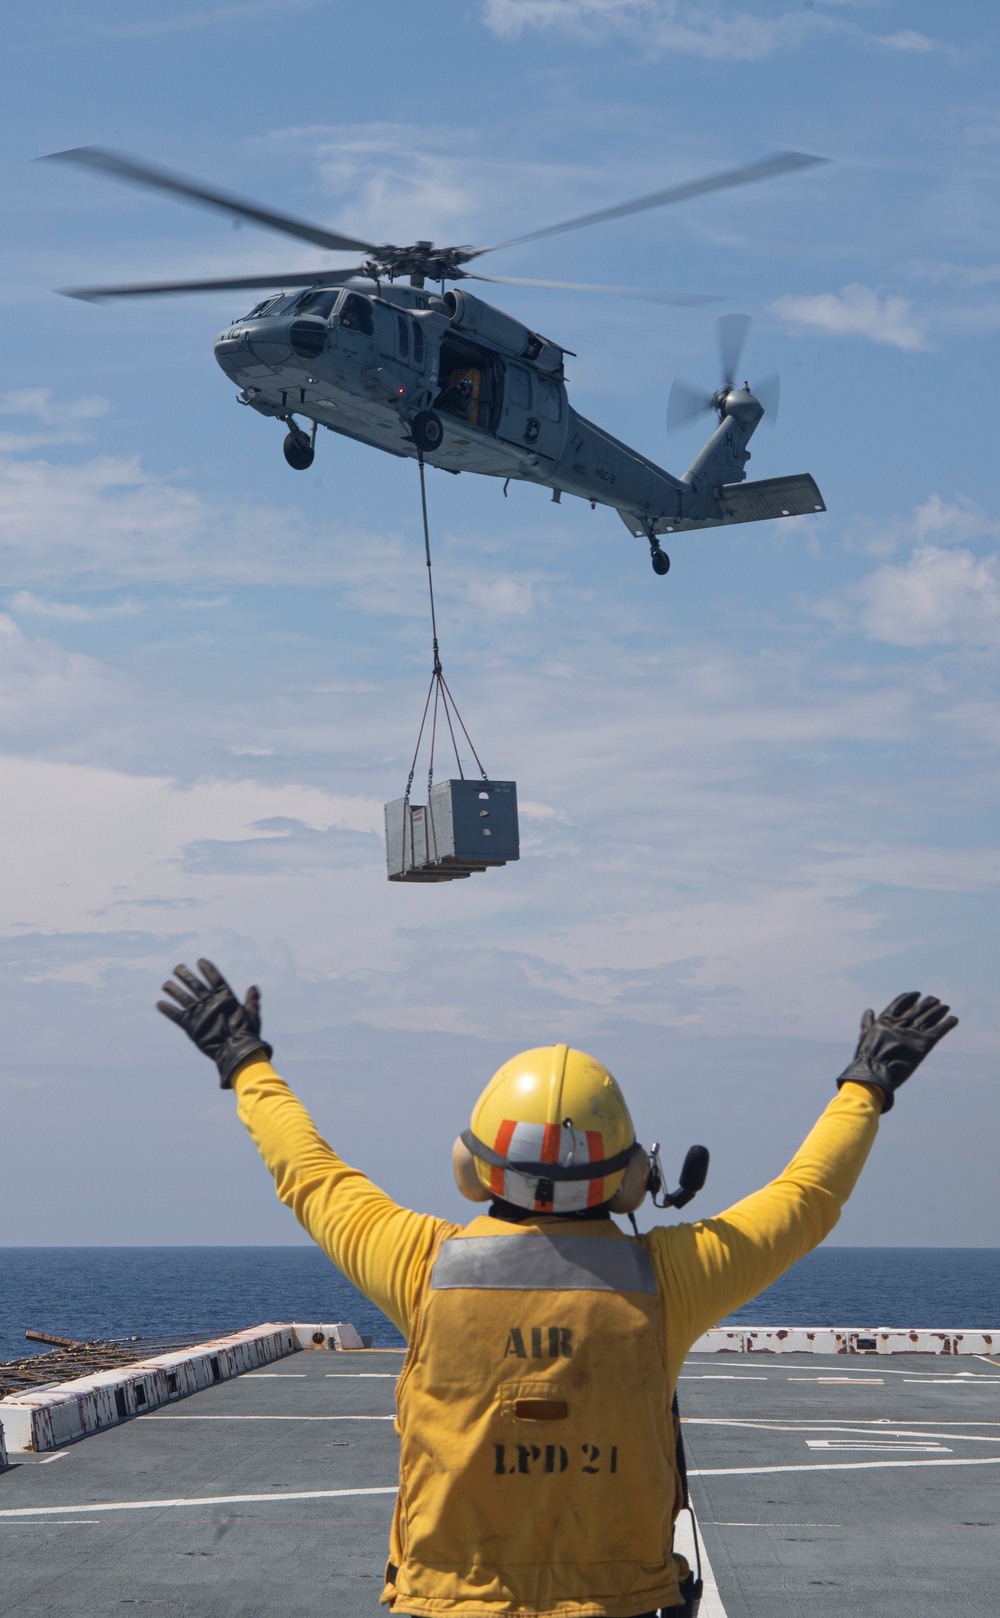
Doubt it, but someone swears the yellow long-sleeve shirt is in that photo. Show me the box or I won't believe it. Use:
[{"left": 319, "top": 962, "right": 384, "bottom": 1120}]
[{"left": 233, "top": 1062, "right": 881, "bottom": 1377}]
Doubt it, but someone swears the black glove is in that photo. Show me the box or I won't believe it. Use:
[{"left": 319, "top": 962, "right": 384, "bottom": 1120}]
[
  {"left": 836, "top": 991, "right": 958, "bottom": 1113},
  {"left": 157, "top": 958, "right": 272, "bottom": 1088}
]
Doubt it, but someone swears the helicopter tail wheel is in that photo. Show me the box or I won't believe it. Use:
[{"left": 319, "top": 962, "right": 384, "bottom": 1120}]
[
  {"left": 410, "top": 410, "right": 444, "bottom": 454},
  {"left": 283, "top": 429, "right": 314, "bottom": 471},
  {"left": 651, "top": 545, "right": 670, "bottom": 576}
]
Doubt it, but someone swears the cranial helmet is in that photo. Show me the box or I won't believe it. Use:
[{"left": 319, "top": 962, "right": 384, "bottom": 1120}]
[{"left": 452, "top": 1044, "right": 650, "bottom": 1215}]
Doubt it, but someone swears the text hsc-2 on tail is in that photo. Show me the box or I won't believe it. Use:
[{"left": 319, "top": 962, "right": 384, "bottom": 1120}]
[{"left": 45, "top": 146, "right": 828, "bottom": 577}]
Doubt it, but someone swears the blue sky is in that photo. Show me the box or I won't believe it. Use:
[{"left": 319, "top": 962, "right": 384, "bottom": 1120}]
[{"left": 0, "top": 0, "right": 997, "bottom": 1252}]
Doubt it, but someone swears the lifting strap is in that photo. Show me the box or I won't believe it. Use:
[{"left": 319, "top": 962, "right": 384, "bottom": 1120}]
[{"left": 402, "top": 453, "right": 488, "bottom": 817}]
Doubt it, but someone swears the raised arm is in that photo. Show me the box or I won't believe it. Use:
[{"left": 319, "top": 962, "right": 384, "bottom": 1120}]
[
  {"left": 651, "top": 991, "right": 958, "bottom": 1367},
  {"left": 156, "top": 959, "right": 456, "bottom": 1337},
  {"left": 232, "top": 1059, "right": 453, "bottom": 1336}
]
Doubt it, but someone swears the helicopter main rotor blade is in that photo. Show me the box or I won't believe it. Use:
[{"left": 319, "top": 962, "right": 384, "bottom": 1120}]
[
  {"left": 466, "top": 272, "right": 721, "bottom": 305},
  {"left": 58, "top": 267, "right": 368, "bottom": 302},
  {"left": 42, "top": 147, "right": 376, "bottom": 256},
  {"left": 478, "top": 151, "right": 826, "bottom": 256},
  {"left": 666, "top": 378, "right": 714, "bottom": 432},
  {"left": 754, "top": 370, "right": 780, "bottom": 425},
  {"left": 717, "top": 312, "right": 752, "bottom": 388}
]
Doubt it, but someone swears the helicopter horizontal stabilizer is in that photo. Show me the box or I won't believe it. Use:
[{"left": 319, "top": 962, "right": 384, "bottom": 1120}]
[{"left": 618, "top": 473, "right": 825, "bottom": 538}]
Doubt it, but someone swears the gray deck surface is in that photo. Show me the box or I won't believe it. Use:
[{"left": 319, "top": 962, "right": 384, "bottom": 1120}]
[
  {"left": 682, "top": 1350, "right": 1000, "bottom": 1618},
  {"left": 1, "top": 1348, "right": 998, "bottom": 1616}
]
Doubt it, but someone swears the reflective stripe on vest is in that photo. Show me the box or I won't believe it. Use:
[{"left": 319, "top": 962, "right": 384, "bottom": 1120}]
[{"left": 431, "top": 1233, "right": 657, "bottom": 1294}]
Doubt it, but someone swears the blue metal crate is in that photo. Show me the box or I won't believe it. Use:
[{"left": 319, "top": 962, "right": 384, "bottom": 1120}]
[{"left": 385, "top": 780, "right": 519, "bottom": 883}]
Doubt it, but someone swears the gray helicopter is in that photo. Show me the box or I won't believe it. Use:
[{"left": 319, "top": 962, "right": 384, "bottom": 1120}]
[{"left": 47, "top": 147, "right": 827, "bottom": 577}]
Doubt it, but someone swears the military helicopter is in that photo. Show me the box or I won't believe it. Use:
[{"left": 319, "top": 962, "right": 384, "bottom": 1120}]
[{"left": 46, "top": 146, "right": 827, "bottom": 576}]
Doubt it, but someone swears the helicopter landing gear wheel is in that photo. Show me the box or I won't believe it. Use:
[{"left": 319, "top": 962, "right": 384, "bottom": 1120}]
[
  {"left": 410, "top": 410, "right": 444, "bottom": 454},
  {"left": 648, "top": 531, "right": 670, "bottom": 576},
  {"left": 283, "top": 429, "right": 314, "bottom": 471}
]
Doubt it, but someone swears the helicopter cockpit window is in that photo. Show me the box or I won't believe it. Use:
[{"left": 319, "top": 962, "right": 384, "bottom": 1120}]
[
  {"left": 338, "top": 293, "right": 374, "bottom": 335},
  {"left": 245, "top": 294, "right": 285, "bottom": 319},
  {"left": 411, "top": 320, "right": 425, "bottom": 367},
  {"left": 396, "top": 314, "right": 409, "bottom": 360},
  {"left": 292, "top": 288, "right": 341, "bottom": 319},
  {"left": 536, "top": 375, "right": 562, "bottom": 423}
]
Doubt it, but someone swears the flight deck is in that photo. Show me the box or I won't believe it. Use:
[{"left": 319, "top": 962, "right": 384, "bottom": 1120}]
[{"left": 1, "top": 1345, "right": 998, "bottom": 1617}]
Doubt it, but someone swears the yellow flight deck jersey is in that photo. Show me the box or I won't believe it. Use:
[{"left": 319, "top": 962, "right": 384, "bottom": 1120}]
[{"left": 234, "top": 1065, "right": 881, "bottom": 1618}]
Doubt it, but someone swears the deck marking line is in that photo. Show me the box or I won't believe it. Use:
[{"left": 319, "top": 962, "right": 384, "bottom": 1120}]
[
  {"left": 0, "top": 1486, "right": 399, "bottom": 1520},
  {"left": 325, "top": 1374, "right": 396, "bottom": 1378},
  {"left": 673, "top": 1504, "right": 728, "bottom": 1617},
  {"left": 0, "top": 1520, "right": 101, "bottom": 1527},
  {"left": 691, "top": 1455, "right": 1000, "bottom": 1477},
  {"left": 139, "top": 1414, "right": 395, "bottom": 1421},
  {"left": 245, "top": 1373, "right": 307, "bottom": 1378},
  {"left": 975, "top": 1355, "right": 1000, "bottom": 1369},
  {"left": 805, "top": 1440, "right": 951, "bottom": 1453},
  {"left": 684, "top": 1419, "right": 1000, "bottom": 1442}
]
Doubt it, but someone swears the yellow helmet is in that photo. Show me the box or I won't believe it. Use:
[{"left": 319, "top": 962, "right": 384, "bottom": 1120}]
[{"left": 453, "top": 1044, "right": 648, "bottom": 1214}]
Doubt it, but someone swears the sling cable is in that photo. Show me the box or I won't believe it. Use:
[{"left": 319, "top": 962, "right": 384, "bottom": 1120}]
[{"left": 383, "top": 453, "right": 519, "bottom": 883}]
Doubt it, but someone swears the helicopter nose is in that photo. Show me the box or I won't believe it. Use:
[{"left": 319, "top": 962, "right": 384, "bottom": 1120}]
[{"left": 214, "top": 328, "right": 249, "bottom": 377}]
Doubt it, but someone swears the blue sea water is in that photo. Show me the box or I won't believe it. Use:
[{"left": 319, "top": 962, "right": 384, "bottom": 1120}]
[{"left": 1, "top": 1246, "right": 998, "bottom": 1365}]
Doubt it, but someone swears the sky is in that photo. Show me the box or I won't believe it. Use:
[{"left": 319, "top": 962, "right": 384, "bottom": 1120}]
[{"left": 0, "top": 0, "right": 997, "bottom": 1254}]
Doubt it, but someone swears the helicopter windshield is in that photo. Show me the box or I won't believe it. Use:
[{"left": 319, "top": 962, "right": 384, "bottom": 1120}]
[{"left": 243, "top": 294, "right": 286, "bottom": 319}]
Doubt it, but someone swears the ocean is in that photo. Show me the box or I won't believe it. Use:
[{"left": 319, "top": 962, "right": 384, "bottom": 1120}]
[{"left": 1, "top": 1246, "right": 998, "bottom": 1364}]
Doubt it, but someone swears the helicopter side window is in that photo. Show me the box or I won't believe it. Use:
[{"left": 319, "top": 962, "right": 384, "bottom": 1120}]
[
  {"left": 293, "top": 288, "right": 340, "bottom": 319},
  {"left": 339, "top": 293, "right": 374, "bottom": 335},
  {"left": 411, "top": 320, "right": 425, "bottom": 368},
  {"left": 536, "top": 375, "right": 562, "bottom": 422},
  {"left": 396, "top": 314, "right": 409, "bottom": 361}
]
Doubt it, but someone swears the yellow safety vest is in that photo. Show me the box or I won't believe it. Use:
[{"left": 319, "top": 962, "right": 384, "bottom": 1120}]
[{"left": 384, "top": 1215, "right": 686, "bottom": 1617}]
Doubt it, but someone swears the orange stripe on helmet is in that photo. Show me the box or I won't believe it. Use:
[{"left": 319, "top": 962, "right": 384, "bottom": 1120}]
[{"left": 491, "top": 1118, "right": 517, "bottom": 1197}]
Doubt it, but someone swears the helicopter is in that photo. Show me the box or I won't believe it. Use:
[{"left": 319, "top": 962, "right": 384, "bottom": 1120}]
[{"left": 45, "top": 146, "right": 827, "bottom": 577}]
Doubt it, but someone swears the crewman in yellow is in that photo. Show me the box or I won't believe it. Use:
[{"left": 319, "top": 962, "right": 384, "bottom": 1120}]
[{"left": 157, "top": 962, "right": 957, "bottom": 1618}]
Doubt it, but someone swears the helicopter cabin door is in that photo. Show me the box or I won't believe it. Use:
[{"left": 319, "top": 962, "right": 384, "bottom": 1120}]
[
  {"left": 334, "top": 291, "right": 376, "bottom": 368},
  {"left": 499, "top": 363, "right": 567, "bottom": 461}
]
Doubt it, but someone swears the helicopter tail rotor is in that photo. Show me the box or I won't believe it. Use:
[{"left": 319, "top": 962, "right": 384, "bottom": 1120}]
[{"left": 666, "top": 313, "right": 780, "bottom": 431}]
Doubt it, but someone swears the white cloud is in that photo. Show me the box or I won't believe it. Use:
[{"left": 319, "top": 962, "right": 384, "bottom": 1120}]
[
  {"left": 464, "top": 576, "right": 536, "bottom": 617},
  {"left": 851, "top": 544, "right": 1000, "bottom": 647},
  {"left": 0, "top": 754, "right": 381, "bottom": 940},
  {"left": 877, "top": 29, "right": 936, "bottom": 53},
  {"left": 0, "top": 613, "right": 124, "bottom": 741},
  {"left": 11, "top": 591, "right": 141, "bottom": 622},
  {"left": 0, "top": 389, "right": 110, "bottom": 425},
  {"left": 480, "top": 0, "right": 825, "bottom": 59},
  {"left": 772, "top": 284, "right": 927, "bottom": 351},
  {"left": 0, "top": 449, "right": 408, "bottom": 588},
  {"left": 846, "top": 495, "right": 1000, "bottom": 560},
  {"left": 263, "top": 122, "right": 596, "bottom": 254}
]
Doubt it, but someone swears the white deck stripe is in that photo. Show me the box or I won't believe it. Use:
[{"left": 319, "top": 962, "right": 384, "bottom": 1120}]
[
  {"left": 673, "top": 1508, "right": 728, "bottom": 1616},
  {"left": 684, "top": 1419, "right": 1000, "bottom": 1442},
  {"left": 139, "top": 1414, "right": 395, "bottom": 1422},
  {"left": 0, "top": 1486, "right": 399, "bottom": 1520},
  {"left": 691, "top": 1455, "right": 1000, "bottom": 1477}
]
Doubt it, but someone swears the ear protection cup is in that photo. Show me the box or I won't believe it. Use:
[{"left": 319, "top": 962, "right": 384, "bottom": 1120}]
[
  {"left": 607, "top": 1144, "right": 651, "bottom": 1214},
  {"left": 453, "top": 1134, "right": 492, "bottom": 1202}
]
